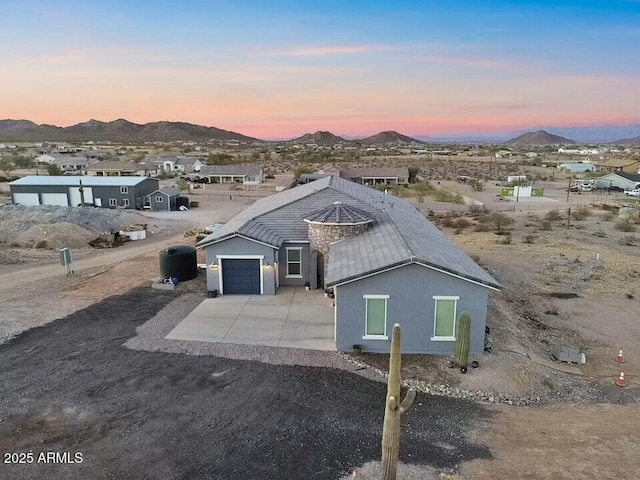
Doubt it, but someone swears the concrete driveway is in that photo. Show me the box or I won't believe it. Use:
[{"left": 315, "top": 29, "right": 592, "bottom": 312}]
[{"left": 166, "top": 286, "right": 336, "bottom": 350}]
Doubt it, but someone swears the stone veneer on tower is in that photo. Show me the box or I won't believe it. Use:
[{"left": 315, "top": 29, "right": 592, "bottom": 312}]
[{"left": 303, "top": 202, "right": 373, "bottom": 287}]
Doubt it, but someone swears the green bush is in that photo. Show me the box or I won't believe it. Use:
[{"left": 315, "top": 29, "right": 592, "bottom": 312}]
[{"left": 545, "top": 210, "right": 562, "bottom": 221}]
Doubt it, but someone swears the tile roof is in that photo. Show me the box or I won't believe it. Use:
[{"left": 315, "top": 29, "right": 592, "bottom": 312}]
[
  {"left": 199, "top": 164, "right": 263, "bottom": 176},
  {"left": 304, "top": 202, "right": 373, "bottom": 225},
  {"left": 343, "top": 167, "right": 409, "bottom": 179},
  {"left": 85, "top": 160, "right": 139, "bottom": 172},
  {"left": 614, "top": 172, "right": 640, "bottom": 182},
  {"left": 198, "top": 176, "right": 499, "bottom": 289}
]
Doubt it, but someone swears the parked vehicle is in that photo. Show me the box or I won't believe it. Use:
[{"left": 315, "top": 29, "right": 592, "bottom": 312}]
[{"left": 624, "top": 189, "right": 640, "bottom": 197}]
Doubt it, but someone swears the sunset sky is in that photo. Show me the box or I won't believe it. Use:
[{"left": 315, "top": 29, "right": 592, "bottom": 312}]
[{"left": 1, "top": 0, "right": 639, "bottom": 139}]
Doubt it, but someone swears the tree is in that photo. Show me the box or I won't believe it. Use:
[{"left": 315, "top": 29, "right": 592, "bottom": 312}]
[
  {"left": 412, "top": 182, "right": 430, "bottom": 203},
  {"left": 408, "top": 166, "right": 421, "bottom": 183},
  {"left": 0, "top": 158, "right": 15, "bottom": 176},
  {"left": 46, "top": 164, "right": 63, "bottom": 176},
  {"left": 294, "top": 166, "right": 314, "bottom": 179}
]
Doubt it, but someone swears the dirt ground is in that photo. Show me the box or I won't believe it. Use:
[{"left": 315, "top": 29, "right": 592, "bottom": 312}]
[
  {"left": 462, "top": 403, "right": 640, "bottom": 480},
  {"left": 0, "top": 289, "right": 492, "bottom": 480},
  {"left": 2, "top": 188, "right": 640, "bottom": 478}
]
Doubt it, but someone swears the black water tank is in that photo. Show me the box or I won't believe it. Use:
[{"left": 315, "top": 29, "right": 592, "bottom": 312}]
[{"left": 159, "top": 245, "right": 198, "bottom": 281}]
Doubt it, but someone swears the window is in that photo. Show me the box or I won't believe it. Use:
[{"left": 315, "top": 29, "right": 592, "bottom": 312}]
[
  {"left": 285, "top": 247, "right": 302, "bottom": 278},
  {"left": 155, "top": 195, "right": 164, "bottom": 202},
  {"left": 432, "top": 296, "right": 459, "bottom": 341},
  {"left": 122, "top": 198, "right": 130, "bottom": 207},
  {"left": 364, "top": 295, "right": 389, "bottom": 339},
  {"left": 108, "top": 198, "right": 117, "bottom": 207},
  {"left": 120, "top": 186, "right": 128, "bottom": 194}
]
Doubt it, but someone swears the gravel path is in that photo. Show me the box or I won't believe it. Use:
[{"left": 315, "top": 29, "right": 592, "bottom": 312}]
[{"left": 0, "top": 289, "right": 492, "bottom": 480}]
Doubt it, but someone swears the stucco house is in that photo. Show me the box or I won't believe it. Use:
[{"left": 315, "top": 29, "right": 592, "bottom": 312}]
[
  {"left": 142, "top": 155, "right": 204, "bottom": 174},
  {"left": 197, "top": 165, "right": 264, "bottom": 185},
  {"left": 85, "top": 161, "right": 140, "bottom": 177},
  {"left": 197, "top": 176, "right": 500, "bottom": 354}
]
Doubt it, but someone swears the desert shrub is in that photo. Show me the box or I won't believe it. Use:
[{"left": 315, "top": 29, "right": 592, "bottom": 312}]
[
  {"left": 468, "top": 204, "right": 488, "bottom": 215},
  {"left": 474, "top": 223, "right": 492, "bottom": 232},
  {"left": 498, "top": 234, "right": 512, "bottom": 245},
  {"left": 572, "top": 206, "right": 591, "bottom": 221},
  {"left": 593, "top": 229, "right": 607, "bottom": 238},
  {"left": 522, "top": 234, "right": 537, "bottom": 244},
  {"left": 545, "top": 210, "right": 562, "bottom": 221},
  {"left": 602, "top": 212, "right": 614, "bottom": 221},
  {"left": 35, "top": 240, "right": 48, "bottom": 249},
  {"left": 453, "top": 218, "right": 472, "bottom": 234},
  {"left": 440, "top": 216, "right": 455, "bottom": 228},
  {"left": 615, "top": 221, "right": 637, "bottom": 232},
  {"left": 620, "top": 235, "right": 637, "bottom": 246},
  {"left": 540, "top": 220, "right": 552, "bottom": 231},
  {"left": 488, "top": 212, "right": 515, "bottom": 232}
]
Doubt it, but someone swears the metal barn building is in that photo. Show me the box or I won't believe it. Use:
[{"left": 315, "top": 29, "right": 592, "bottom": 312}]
[{"left": 9, "top": 176, "right": 160, "bottom": 209}]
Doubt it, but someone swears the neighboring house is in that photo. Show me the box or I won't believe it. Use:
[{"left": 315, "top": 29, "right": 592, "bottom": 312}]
[
  {"left": 197, "top": 176, "right": 500, "bottom": 354},
  {"left": 597, "top": 158, "right": 640, "bottom": 174},
  {"left": 143, "top": 155, "right": 204, "bottom": 174},
  {"left": 149, "top": 187, "right": 182, "bottom": 211},
  {"left": 596, "top": 172, "right": 640, "bottom": 191},
  {"left": 34, "top": 153, "right": 57, "bottom": 165},
  {"left": 299, "top": 169, "right": 342, "bottom": 184},
  {"left": 50, "top": 155, "right": 96, "bottom": 172},
  {"left": 557, "top": 162, "right": 595, "bottom": 173},
  {"left": 342, "top": 167, "right": 410, "bottom": 186},
  {"left": 136, "top": 162, "right": 161, "bottom": 177},
  {"left": 9, "top": 176, "right": 159, "bottom": 209},
  {"left": 197, "top": 165, "right": 264, "bottom": 185},
  {"left": 85, "top": 161, "right": 140, "bottom": 177}
]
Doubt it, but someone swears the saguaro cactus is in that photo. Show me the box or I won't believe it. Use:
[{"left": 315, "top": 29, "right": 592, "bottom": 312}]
[
  {"left": 455, "top": 312, "right": 472, "bottom": 373},
  {"left": 381, "top": 323, "right": 416, "bottom": 480}
]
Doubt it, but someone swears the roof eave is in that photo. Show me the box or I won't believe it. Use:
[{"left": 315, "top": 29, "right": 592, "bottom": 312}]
[{"left": 326, "top": 258, "right": 501, "bottom": 291}]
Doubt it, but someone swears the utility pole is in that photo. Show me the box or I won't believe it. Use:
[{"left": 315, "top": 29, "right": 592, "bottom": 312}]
[{"left": 566, "top": 177, "right": 571, "bottom": 203}]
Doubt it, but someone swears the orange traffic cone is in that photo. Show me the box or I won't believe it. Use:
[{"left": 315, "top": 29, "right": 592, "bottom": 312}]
[
  {"left": 617, "top": 349, "right": 624, "bottom": 363},
  {"left": 616, "top": 371, "right": 626, "bottom": 387}
]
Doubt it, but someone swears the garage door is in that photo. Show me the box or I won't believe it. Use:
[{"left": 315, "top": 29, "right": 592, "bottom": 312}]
[
  {"left": 41, "top": 193, "right": 69, "bottom": 206},
  {"left": 12, "top": 193, "right": 40, "bottom": 206},
  {"left": 221, "top": 259, "right": 261, "bottom": 294}
]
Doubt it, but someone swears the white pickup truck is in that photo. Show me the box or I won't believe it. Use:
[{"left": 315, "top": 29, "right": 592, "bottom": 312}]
[{"left": 624, "top": 188, "right": 640, "bottom": 197}]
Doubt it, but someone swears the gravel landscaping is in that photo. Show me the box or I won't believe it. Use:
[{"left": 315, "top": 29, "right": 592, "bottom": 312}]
[{"left": 0, "top": 288, "right": 493, "bottom": 480}]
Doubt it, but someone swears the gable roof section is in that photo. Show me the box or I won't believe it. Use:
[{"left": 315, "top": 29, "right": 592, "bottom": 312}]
[
  {"left": 198, "top": 176, "right": 500, "bottom": 289},
  {"left": 86, "top": 160, "right": 138, "bottom": 172},
  {"left": 614, "top": 172, "right": 640, "bottom": 183},
  {"left": 151, "top": 187, "right": 181, "bottom": 197},
  {"left": 343, "top": 167, "right": 410, "bottom": 179},
  {"left": 199, "top": 164, "right": 263, "bottom": 176}
]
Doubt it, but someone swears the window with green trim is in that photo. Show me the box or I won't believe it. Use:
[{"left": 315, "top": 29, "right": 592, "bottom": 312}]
[
  {"left": 364, "top": 295, "right": 388, "bottom": 339},
  {"left": 432, "top": 297, "right": 458, "bottom": 340}
]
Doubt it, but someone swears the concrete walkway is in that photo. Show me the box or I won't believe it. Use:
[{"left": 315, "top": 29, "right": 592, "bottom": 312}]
[{"left": 165, "top": 286, "right": 336, "bottom": 350}]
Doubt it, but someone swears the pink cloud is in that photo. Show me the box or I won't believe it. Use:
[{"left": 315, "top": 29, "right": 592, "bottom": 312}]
[
  {"left": 263, "top": 44, "right": 397, "bottom": 57},
  {"left": 412, "top": 55, "right": 534, "bottom": 72}
]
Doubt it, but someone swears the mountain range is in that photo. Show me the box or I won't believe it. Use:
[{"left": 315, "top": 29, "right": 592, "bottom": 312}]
[
  {"left": 506, "top": 130, "right": 576, "bottom": 146},
  {"left": 0, "top": 119, "right": 258, "bottom": 143},
  {"left": 291, "top": 130, "right": 423, "bottom": 146},
  {"left": 0, "top": 118, "right": 638, "bottom": 145}
]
